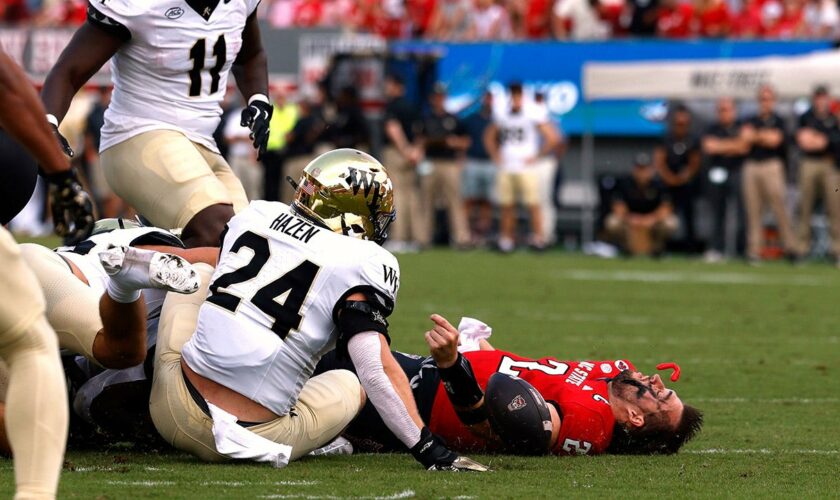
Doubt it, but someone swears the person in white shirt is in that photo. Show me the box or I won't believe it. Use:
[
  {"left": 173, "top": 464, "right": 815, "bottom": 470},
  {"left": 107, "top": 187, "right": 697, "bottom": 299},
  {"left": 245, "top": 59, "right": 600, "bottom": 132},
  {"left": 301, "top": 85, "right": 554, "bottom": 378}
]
[
  {"left": 42, "top": 0, "right": 272, "bottom": 248},
  {"left": 484, "top": 83, "right": 560, "bottom": 252}
]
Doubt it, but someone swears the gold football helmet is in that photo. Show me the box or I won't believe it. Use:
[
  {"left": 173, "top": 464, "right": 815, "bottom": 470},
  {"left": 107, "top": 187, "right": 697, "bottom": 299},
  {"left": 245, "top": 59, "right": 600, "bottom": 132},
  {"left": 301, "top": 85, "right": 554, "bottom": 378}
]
[{"left": 290, "top": 148, "right": 395, "bottom": 244}]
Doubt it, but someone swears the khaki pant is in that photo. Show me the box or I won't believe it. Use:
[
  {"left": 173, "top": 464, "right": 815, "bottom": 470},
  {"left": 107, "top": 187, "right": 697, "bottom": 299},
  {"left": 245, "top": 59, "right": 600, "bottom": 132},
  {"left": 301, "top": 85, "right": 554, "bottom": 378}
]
[
  {"left": 497, "top": 169, "right": 540, "bottom": 207},
  {"left": 101, "top": 130, "right": 249, "bottom": 230},
  {"left": 796, "top": 156, "right": 840, "bottom": 255},
  {"left": 742, "top": 158, "right": 795, "bottom": 258},
  {"left": 149, "top": 264, "right": 362, "bottom": 462},
  {"left": 420, "top": 158, "right": 469, "bottom": 247},
  {"left": 19, "top": 244, "right": 104, "bottom": 364},
  {"left": 383, "top": 146, "right": 426, "bottom": 245},
  {"left": 605, "top": 213, "right": 679, "bottom": 255},
  {"left": 0, "top": 227, "right": 67, "bottom": 499},
  {"left": 280, "top": 155, "right": 312, "bottom": 204}
]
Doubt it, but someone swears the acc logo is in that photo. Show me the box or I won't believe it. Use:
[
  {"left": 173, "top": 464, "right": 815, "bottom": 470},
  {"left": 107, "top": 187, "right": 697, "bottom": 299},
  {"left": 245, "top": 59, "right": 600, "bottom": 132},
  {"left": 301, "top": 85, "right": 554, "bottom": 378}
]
[
  {"left": 165, "top": 7, "right": 184, "bottom": 19},
  {"left": 507, "top": 395, "right": 527, "bottom": 412},
  {"left": 600, "top": 363, "right": 613, "bottom": 374}
]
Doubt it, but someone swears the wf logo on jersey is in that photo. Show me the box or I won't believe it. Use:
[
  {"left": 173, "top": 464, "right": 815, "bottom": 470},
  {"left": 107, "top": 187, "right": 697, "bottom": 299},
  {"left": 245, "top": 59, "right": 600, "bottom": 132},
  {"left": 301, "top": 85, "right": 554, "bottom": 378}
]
[
  {"left": 382, "top": 265, "right": 399, "bottom": 294},
  {"left": 346, "top": 167, "right": 382, "bottom": 206}
]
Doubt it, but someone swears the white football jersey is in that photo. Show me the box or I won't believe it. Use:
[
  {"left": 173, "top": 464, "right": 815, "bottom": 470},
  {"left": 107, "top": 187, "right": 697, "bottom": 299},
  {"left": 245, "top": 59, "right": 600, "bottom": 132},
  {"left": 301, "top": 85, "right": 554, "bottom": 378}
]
[
  {"left": 88, "top": 0, "right": 261, "bottom": 153},
  {"left": 56, "top": 225, "right": 184, "bottom": 314},
  {"left": 494, "top": 105, "right": 549, "bottom": 173},
  {"left": 182, "top": 201, "right": 401, "bottom": 416}
]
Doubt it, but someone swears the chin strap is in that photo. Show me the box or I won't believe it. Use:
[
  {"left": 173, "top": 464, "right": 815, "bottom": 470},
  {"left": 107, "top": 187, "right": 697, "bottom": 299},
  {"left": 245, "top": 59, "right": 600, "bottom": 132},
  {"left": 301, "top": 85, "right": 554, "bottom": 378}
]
[{"left": 656, "top": 362, "right": 681, "bottom": 382}]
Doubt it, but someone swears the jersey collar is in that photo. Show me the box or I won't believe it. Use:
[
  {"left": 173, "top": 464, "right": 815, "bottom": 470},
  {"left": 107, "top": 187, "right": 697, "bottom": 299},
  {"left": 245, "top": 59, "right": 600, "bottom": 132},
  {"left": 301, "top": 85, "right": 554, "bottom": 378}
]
[{"left": 185, "top": 0, "right": 222, "bottom": 21}]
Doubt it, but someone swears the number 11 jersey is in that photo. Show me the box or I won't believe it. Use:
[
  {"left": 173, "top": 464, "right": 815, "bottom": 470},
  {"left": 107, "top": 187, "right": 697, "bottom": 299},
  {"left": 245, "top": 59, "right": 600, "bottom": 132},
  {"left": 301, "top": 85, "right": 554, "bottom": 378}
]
[
  {"left": 87, "top": 0, "right": 260, "bottom": 153},
  {"left": 181, "top": 201, "right": 401, "bottom": 417}
]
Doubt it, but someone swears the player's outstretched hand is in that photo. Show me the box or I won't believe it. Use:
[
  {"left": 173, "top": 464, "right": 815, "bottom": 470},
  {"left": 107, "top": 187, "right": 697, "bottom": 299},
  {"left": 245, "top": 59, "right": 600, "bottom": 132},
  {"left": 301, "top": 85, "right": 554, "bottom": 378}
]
[
  {"left": 45, "top": 168, "right": 95, "bottom": 244},
  {"left": 410, "top": 426, "right": 489, "bottom": 472},
  {"left": 46, "top": 114, "right": 75, "bottom": 157},
  {"left": 241, "top": 94, "right": 273, "bottom": 160},
  {"left": 425, "top": 313, "right": 459, "bottom": 369}
]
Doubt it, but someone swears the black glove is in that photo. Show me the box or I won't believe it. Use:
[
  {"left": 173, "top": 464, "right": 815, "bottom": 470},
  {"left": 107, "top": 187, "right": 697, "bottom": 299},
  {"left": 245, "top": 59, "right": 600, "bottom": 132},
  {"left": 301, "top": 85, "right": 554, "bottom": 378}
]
[
  {"left": 240, "top": 95, "right": 273, "bottom": 160},
  {"left": 409, "top": 427, "right": 489, "bottom": 471},
  {"left": 46, "top": 114, "right": 75, "bottom": 157},
  {"left": 45, "top": 168, "right": 95, "bottom": 245}
]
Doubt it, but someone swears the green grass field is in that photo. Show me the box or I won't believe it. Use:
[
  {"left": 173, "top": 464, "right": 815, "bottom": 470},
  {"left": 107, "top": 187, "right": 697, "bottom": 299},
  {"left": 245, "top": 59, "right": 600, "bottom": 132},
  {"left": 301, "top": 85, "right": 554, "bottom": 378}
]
[{"left": 2, "top": 249, "right": 839, "bottom": 498}]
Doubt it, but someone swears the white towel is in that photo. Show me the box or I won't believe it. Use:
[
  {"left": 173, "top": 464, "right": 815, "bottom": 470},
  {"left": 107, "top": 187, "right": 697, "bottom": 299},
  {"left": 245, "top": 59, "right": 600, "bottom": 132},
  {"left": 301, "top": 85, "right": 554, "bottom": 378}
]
[
  {"left": 208, "top": 402, "right": 292, "bottom": 468},
  {"left": 457, "top": 317, "right": 492, "bottom": 353}
]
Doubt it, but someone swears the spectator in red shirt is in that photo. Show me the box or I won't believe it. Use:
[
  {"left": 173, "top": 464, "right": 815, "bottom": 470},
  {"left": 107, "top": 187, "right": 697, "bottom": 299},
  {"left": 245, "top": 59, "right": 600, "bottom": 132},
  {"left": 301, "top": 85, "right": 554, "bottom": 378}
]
[
  {"left": 763, "top": 0, "right": 805, "bottom": 38},
  {"left": 1, "top": 0, "right": 30, "bottom": 23},
  {"left": 522, "top": 0, "right": 555, "bottom": 37},
  {"left": 657, "top": 0, "right": 695, "bottom": 37},
  {"left": 692, "top": 0, "right": 732, "bottom": 37},
  {"left": 732, "top": 0, "right": 765, "bottom": 37},
  {"left": 407, "top": 0, "right": 438, "bottom": 37},
  {"left": 293, "top": 0, "right": 324, "bottom": 27}
]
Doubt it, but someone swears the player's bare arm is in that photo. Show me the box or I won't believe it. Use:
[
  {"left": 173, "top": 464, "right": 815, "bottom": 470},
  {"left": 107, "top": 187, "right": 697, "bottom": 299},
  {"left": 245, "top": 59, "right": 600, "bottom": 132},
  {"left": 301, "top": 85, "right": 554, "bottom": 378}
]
[
  {"left": 41, "top": 22, "right": 124, "bottom": 127},
  {"left": 0, "top": 50, "right": 69, "bottom": 175},
  {"left": 0, "top": 47, "right": 95, "bottom": 243}
]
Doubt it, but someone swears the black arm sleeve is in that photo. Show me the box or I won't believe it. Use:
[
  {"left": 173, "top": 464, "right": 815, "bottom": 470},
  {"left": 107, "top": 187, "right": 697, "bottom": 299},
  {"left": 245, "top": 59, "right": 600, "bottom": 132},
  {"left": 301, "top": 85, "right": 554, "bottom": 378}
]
[{"left": 86, "top": 2, "right": 132, "bottom": 42}]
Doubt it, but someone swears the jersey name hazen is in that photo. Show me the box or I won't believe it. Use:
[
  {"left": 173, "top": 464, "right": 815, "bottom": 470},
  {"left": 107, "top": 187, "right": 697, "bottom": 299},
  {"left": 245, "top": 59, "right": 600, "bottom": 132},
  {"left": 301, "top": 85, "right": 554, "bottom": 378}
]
[{"left": 269, "top": 212, "right": 320, "bottom": 243}]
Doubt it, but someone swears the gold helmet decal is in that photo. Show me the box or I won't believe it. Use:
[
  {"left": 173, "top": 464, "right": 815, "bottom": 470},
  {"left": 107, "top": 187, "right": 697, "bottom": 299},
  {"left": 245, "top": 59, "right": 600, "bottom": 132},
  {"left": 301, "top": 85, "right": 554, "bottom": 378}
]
[{"left": 291, "top": 149, "right": 395, "bottom": 244}]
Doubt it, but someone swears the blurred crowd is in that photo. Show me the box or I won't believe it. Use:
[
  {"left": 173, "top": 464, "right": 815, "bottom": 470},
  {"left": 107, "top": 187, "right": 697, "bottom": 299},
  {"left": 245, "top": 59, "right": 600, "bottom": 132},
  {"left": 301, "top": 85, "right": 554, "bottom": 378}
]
[
  {"left": 3, "top": 0, "right": 839, "bottom": 40},
  {"left": 259, "top": 0, "right": 840, "bottom": 40},
  {"left": 602, "top": 84, "right": 840, "bottom": 265}
]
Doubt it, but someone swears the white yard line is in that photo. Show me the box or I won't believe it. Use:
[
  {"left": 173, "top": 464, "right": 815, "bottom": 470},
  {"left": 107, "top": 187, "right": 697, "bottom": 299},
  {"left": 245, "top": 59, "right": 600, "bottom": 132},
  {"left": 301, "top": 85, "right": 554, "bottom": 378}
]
[
  {"left": 260, "top": 490, "right": 415, "bottom": 500},
  {"left": 688, "top": 449, "right": 839, "bottom": 455},
  {"left": 105, "top": 480, "right": 176, "bottom": 486},
  {"left": 692, "top": 397, "right": 839, "bottom": 404},
  {"left": 556, "top": 269, "right": 832, "bottom": 287}
]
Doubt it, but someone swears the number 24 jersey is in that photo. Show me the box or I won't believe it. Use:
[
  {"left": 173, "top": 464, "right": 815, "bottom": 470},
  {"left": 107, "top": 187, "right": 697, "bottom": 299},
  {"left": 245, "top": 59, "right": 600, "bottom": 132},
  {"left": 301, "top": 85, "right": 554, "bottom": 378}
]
[
  {"left": 87, "top": 0, "right": 260, "bottom": 153},
  {"left": 429, "top": 350, "right": 635, "bottom": 455},
  {"left": 182, "top": 201, "right": 401, "bottom": 417}
]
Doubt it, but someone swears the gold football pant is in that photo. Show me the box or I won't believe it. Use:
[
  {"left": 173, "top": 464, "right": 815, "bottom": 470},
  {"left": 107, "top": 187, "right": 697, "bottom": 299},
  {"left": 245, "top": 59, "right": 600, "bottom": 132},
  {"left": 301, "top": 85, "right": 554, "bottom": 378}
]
[
  {"left": 149, "top": 264, "right": 363, "bottom": 462},
  {"left": 0, "top": 228, "right": 67, "bottom": 499},
  {"left": 18, "top": 244, "right": 103, "bottom": 364},
  {"left": 101, "top": 130, "right": 249, "bottom": 230}
]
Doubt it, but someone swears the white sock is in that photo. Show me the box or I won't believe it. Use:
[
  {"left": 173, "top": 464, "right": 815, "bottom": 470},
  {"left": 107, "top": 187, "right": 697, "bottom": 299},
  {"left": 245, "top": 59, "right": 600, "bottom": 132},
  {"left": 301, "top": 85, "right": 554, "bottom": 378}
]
[{"left": 106, "top": 278, "right": 142, "bottom": 304}]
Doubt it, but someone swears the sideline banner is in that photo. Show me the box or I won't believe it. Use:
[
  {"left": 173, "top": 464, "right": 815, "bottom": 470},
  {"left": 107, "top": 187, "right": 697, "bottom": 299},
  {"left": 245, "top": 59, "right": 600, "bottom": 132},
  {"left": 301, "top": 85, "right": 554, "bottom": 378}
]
[{"left": 391, "top": 40, "right": 833, "bottom": 136}]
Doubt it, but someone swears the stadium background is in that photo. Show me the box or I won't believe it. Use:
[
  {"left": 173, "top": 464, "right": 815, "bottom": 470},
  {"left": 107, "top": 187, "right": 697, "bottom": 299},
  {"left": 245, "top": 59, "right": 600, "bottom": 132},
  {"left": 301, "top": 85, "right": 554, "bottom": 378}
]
[{"left": 2, "top": 0, "right": 840, "bottom": 497}]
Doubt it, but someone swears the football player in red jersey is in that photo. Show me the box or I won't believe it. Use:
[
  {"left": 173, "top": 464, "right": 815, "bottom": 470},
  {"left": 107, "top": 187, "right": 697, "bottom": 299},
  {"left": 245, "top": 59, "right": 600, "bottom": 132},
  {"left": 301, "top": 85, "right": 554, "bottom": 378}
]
[{"left": 315, "top": 314, "right": 702, "bottom": 456}]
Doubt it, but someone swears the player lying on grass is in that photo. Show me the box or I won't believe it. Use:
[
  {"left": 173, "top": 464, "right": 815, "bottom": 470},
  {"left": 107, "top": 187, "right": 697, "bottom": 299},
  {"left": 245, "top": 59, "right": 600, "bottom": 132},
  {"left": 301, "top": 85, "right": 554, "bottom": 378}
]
[
  {"left": 0, "top": 220, "right": 214, "bottom": 456},
  {"left": 314, "top": 314, "right": 704, "bottom": 456}
]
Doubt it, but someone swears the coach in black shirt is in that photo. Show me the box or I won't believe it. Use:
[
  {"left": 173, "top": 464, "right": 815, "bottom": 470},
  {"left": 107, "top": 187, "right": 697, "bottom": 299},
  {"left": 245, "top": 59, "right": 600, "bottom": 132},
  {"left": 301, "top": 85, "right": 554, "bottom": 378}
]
[
  {"left": 606, "top": 154, "right": 678, "bottom": 256},
  {"left": 740, "top": 85, "right": 796, "bottom": 262},
  {"left": 654, "top": 103, "right": 702, "bottom": 251},
  {"left": 382, "top": 74, "right": 424, "bottom": 250},
  {"left": 417, "top": 84, "right": 470, "bottom": 247},
  {"left": 795, "top": 85, "right": 840, "bottom": 260},
  {"left": 702, "top": 97, "right": 749, "bottom": 261}
]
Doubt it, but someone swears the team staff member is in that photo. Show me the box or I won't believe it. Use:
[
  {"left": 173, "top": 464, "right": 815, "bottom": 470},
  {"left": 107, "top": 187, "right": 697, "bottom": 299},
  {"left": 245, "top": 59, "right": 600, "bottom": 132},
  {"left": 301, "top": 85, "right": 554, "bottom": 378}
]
[
  {"left": 795, "top": 86, "right": 840, "bottom": 261},
  {"left": 740, "top": 85, "right": 796, "bottom": 263},
  {"left": 653, "top": 104, "right": 702, "bottom": 251},
  {"left": 41, "top": 0, "right": 271, "bottom": 248},
  {"left": 0, "top": 46, "right": 69, "bottom": 500},
  {"left": 461, "top": 91, "right": 496, "bottom": 246},
  {"left": 418, "top": 84, "right": 471, "bottom": 248},
  {"left": 701, "top": 97, "right": 749, "bottom": 262},
  {"left": 382, "top": 74, "right": 425, "bottom": 251},
  {"left": 485, "top": 82, "right": 559, "bottom": 252},
  {"left": 606, "top": 154, "right": 678, "bottom": 256}
]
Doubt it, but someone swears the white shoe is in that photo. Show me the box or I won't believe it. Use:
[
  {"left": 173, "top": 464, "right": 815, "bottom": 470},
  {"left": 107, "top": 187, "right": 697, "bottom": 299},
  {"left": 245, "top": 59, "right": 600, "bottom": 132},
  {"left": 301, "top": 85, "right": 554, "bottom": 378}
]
[
  {"left": 308, "top": 436, "right": 353, "bottom": 457},
  {"left": 703, "top": 250, "right": 724, "bottom": 263},
  {"left": 99, "top": 245, "right": 200, "bottom": 294}
]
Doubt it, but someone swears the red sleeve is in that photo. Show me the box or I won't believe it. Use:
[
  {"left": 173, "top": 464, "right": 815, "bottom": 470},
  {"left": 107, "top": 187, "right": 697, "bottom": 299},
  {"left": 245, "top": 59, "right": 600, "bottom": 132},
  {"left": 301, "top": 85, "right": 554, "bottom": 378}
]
[{"left": 552, "top": 402, "right": 614, "bottom": 456}]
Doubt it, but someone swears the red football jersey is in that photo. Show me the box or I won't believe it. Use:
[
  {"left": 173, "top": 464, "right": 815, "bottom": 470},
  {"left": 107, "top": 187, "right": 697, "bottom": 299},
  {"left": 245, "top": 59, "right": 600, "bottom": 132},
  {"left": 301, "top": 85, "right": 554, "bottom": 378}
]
[{"left": 428, "top": 350, "right": 635, "bottom": 456}]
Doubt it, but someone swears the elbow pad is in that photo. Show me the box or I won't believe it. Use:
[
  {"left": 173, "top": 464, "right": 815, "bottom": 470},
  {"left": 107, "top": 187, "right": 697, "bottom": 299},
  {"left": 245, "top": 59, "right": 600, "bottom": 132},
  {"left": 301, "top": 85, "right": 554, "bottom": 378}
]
[{"left": 336, "top": 301, "right": 390, "bottom": 359}]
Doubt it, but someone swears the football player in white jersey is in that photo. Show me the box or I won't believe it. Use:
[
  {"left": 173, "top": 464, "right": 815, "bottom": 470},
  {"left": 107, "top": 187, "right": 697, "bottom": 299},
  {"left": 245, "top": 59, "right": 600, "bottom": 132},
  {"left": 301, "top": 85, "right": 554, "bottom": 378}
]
[
  {"left": 151, "top": 149, "right": 488, "bottom": 470},
  {"left": 41, "top": 0, "right": 271, "bottom": 248},
  {"left": 0, "top": 221, "right": 215, "bottom": 457},
  {"left": 484, "top": 82, "right": 559, "bottom": 252}
]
